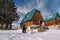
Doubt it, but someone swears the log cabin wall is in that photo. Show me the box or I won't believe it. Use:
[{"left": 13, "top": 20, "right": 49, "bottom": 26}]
[
  {"left": 24, "top": 21, "right": 33, "bottom": 29},
  {"left": 45, "top": 20, "right": 56, "bottom": 26},
  {"left": 44, "top": 13, "right": 60, "bottom": 27},
  {"left": 20, "top": 21, "right": 32, "bottom": 29},
  {"left": 56, "top": 16, "right": 60, "bottom": 25},
  {"left": 32, "top": 11, "right": 43, "bottom": 25}
]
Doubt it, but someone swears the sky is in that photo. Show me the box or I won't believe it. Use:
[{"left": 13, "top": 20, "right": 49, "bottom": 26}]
[{"left": 13, "top": 0, "right": 60, "bottom": 24}]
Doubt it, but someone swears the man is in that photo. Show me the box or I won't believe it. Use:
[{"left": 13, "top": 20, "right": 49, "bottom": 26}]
[{"left": 20, "top": 23, "right": 26, "bottom": 33}]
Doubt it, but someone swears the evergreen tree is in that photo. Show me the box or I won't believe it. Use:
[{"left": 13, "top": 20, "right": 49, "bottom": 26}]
[{"left": 0, "top": 0, "right": 19, "bottom": 29}]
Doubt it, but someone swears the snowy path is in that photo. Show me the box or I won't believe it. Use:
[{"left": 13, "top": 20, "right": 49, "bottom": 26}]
[{"left": 0, "top": 30, "right": 60, "bottom": 40}]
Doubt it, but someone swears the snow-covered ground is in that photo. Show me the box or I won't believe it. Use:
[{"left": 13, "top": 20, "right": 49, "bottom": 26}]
[{"left": 0, "top": 29, "right": 60, "bottom": 40}]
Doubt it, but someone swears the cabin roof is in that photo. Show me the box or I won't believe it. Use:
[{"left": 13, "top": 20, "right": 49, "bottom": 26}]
[
  {"left": 22, "top": 9, "right": 40, "bottom": 23},
  {"left": 44, "top": 12, "right": 59, "bottom": 22}
]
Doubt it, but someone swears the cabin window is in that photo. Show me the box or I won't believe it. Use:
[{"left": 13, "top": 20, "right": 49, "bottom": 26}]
[
  {"left": 33, "top": 19, "right": 39, "bottom": 25},
  {"left": 35, "top": 20, "right": 39, "bottom": 25},
  {"left": 40, "top": 21, "right": 42, "bottom": 24},
  {"left": 27, "top": 15, "right": 29, "bottom": 17},
  {"left": 0, "top": 17, "right": 1, "bottom": 19},
  {"left": 0, "top": 24, "right": 1, "bottom": 26},
  {"left": 33, "top": 19, "right": 35, "bottom": 24},
  {"left": 26, "top": 15, "right": 29, "bottom": 18}
]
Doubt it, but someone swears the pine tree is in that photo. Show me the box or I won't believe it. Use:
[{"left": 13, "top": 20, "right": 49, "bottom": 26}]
[{"left": 0, "top": 0, "right": 19, "bottom": 29}]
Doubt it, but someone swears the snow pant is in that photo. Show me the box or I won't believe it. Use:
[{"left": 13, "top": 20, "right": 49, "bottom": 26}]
[{"left": 22, "top": 28, "right": 26, "bottom": 33}]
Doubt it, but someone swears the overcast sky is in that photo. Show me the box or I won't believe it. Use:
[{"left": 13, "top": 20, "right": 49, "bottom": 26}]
[{"left": 13, "top": 0, "right": 60, "bottom": 24}]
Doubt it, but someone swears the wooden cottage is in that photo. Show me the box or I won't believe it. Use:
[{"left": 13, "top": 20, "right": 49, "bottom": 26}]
[
  {"left": 44, "top": 12, "right": 60, "bottom": 29},
  {"left": 20, "top": 9, "right": 44, "bottom": 32}
]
